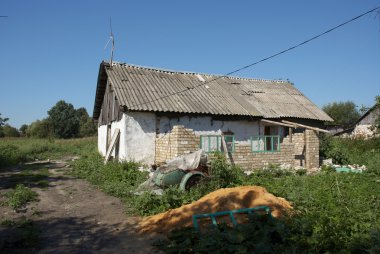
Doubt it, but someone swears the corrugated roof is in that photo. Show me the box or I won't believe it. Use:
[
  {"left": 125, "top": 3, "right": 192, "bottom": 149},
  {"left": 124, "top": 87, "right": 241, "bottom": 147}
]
[{"left": 93, "top": 61, "right": 333, "bottom": 122}]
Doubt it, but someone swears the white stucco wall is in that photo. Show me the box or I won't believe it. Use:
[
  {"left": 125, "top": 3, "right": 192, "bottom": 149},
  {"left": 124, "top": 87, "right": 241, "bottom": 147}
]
[
  {"left": 98, "top": 112, "right": 156, "bottom": 165},
  {"left": 123, "top": 112, "right": 156, "bottom": 165},
  {"left": 98, "top": 125, "right": 108, "bottom": 156},
  {"left": 110, "top": 115, "right": 127, "bottom": 159}
]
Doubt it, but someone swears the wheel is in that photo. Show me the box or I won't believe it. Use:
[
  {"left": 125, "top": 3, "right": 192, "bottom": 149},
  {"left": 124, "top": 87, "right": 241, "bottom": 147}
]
[{"left": 184, "top": 174, "right": 203, "bottom": 190}]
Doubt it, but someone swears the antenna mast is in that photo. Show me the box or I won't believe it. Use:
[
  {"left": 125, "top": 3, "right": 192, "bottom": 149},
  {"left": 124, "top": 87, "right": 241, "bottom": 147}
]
[{"left": 104, "top": 17, "right": 115, "bottom": 66}]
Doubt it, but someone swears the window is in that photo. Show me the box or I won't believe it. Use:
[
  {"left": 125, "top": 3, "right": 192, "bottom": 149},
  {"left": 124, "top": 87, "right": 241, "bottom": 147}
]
[
  {"left": 251, "top": 136, "right": 280, "bottom": 152},
  {"left": 200, "top": 135, "right": 235, "bottom": 153},
  {"left": 224, "top": 135, "right": 235, "bottom": 153}
]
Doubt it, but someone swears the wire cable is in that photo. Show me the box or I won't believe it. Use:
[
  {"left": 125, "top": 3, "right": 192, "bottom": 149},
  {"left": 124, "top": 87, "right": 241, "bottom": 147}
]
[{"left": 126, "top": 6, "right": 379, "bottom": 109}]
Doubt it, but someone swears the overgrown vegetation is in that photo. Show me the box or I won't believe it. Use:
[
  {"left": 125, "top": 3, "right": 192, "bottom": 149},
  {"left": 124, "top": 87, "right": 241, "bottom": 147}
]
[
  {"left": 2, "top": 184, "right": 38, "bottom": 210},
  {"left": 0, "top": 137, "right": 96, "bottom": 169},
  {"left": 1, "top": 131, "right": 379, "bottom": 253},
  {"left": 71, "top": 152, "right": 245, "bottom": 216},
  {"left": 152, "top": 168, "right": 380, "bottom": 253},
  {"left": 320, "top": 135, "right": 380, "bottom": 174}
]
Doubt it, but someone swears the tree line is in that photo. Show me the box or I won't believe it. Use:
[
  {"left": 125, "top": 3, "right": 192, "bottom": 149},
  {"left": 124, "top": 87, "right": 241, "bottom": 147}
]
[{"left": 0, "top": 100, "right": 96, "bottom": 138}]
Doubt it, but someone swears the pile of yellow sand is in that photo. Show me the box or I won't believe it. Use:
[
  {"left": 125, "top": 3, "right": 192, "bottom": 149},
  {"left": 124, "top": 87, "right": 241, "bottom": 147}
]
[{"left": 138, "top": 186, "right": 292, "bottom": 233}]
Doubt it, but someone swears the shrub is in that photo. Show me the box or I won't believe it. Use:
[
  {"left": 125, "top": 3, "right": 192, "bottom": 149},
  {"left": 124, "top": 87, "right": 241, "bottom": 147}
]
[
  {"left": 209, "top": 152, "right": 245, "bottom": 188},
  {"left": 0, "top": 144, "right": 26, "bottom": 168},
  {"left": 320, "top": 136, "right": 380, "bottom": 174}
]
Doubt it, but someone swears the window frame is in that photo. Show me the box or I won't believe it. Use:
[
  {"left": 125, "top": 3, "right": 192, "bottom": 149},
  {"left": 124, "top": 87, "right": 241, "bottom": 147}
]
[
  {"left": 250, "top": 135, "right": 280, "bottom": 152},
  {"left": 199, "top": 135, "right": 235, "bottom": 153}
]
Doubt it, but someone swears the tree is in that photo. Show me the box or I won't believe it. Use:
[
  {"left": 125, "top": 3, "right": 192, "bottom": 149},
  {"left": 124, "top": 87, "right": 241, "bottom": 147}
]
[
  {"left": 76, "top": 107, "right": 96, "bottom": 137},
  {"left": 0, "top": 113, "right": 9, "bottom": 126},
  {"left": 0, "top": 113, "right": 10, "bottom": 137},
  {"left": 26, "top": 119, "right": 51, "bottom": 138},
  {"left": 19, "top": 124, "right": 28, "bottom": 136},
  {"left": 79, "top": 118, "right": 97, "bottom": 137},
  {"left": 322, "top": 101, "right": 360, "bottom": 128},
  {"left": 2, "top": 124, "right": 20, "bottom": 137},
  {"left": 47, "top": 100, "right": 80, "bottom": 139}
]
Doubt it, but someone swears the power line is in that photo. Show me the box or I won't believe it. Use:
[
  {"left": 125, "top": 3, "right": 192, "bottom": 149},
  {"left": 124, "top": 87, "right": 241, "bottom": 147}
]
[{"left": 127, "top": 6, "right": 379, "bottom": 109}]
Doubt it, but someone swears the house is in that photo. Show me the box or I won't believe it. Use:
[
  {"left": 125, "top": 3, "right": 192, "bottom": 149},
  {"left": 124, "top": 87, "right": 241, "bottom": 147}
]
[
  {"left": 92, "top": 61, "right": 333, "bottom": 170},
  {"left": 335, "top": 103, "right": 380, "bottom": 139}
]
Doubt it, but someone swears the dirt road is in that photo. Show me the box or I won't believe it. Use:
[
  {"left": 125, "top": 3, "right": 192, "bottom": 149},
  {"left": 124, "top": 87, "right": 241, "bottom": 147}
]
[{"left": 0, "top": 159, "right": 159, "bottom": 253}]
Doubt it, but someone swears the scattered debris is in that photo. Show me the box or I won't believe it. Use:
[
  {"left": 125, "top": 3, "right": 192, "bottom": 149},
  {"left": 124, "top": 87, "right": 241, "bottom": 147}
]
[
  {"left": 279, "top": 163, "right": 293, "bottom": 170},
  {"left": 138, "top": 186, "right": 292, "bottom": 233},
  {"left": 135, "top": 150, "right": 208, "bottom": 194},
  {"left": 322, "top": 158, "right": 333, "bottom": 166}
]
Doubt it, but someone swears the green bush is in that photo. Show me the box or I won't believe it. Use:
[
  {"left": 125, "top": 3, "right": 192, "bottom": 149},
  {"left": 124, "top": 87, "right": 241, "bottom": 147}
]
[
  {"left": 209, "top": 152, "right": 245, "bottom": 188},
  {"left": 0, "top": 144, "right": 26, "bottom": 168},
  {"left": 320, "top": 136, "right": 380, "bottom": 174}
]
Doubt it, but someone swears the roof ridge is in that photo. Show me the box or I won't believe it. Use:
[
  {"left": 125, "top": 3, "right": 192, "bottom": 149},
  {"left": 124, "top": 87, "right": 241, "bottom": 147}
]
[{"left": 107, "top": 61, "right": 288, "bottom": 84}]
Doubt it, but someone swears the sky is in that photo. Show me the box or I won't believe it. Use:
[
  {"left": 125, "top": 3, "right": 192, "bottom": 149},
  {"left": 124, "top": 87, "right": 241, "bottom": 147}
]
[{"left": 1, "top": 0, "right": 379, "bottom": 128}]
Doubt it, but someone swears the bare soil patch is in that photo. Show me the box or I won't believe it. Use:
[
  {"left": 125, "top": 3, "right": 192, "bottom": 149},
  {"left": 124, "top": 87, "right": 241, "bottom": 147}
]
[{"left": 0, "top": 159, "right": 158, "bottom": 253}]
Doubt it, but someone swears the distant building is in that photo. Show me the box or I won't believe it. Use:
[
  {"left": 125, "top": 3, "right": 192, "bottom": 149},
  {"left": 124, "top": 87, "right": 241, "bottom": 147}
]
[{"left": 335, "top": 103, "right": 380, "bottom": 139}]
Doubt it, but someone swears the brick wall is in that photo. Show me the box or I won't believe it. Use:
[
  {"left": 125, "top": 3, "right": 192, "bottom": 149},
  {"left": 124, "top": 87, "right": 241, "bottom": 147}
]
[
  {"left": 155, "top": 125, "right": 319, "bottom": 170},
  {"left": 231, "top": 142, "right": 294, "bottom": 170},
  {"left": 155, "top": 125, "right": 199, "bottom": 164},
  {"left": 291, "top": 133, "right": 306, "bottom": 167},
  {"left": 305, "top": 130, "right": 319, "bottom": 169}
]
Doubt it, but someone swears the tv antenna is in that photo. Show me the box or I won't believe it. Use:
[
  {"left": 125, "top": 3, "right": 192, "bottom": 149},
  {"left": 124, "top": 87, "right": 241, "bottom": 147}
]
[{"left": 104, "top": 17, "right": 115, "bottom": 66}]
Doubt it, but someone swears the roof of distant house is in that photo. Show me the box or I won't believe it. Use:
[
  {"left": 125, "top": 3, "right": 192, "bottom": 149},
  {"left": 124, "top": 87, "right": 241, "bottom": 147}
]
[
  {"left": 93, "top": 61, "right": 333, "bottom": 122},
  {"left": 355, "top": 103, "right": 380, "bottom": 125}
]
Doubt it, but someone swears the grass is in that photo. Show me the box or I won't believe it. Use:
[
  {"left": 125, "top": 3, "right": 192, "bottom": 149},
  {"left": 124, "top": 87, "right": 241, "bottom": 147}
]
[
  {"left": 3, "top": 184, "right": 38, "bottom": 210},
  {"left": 0, "top": 137, "right": 96, "bottom": 169}
]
